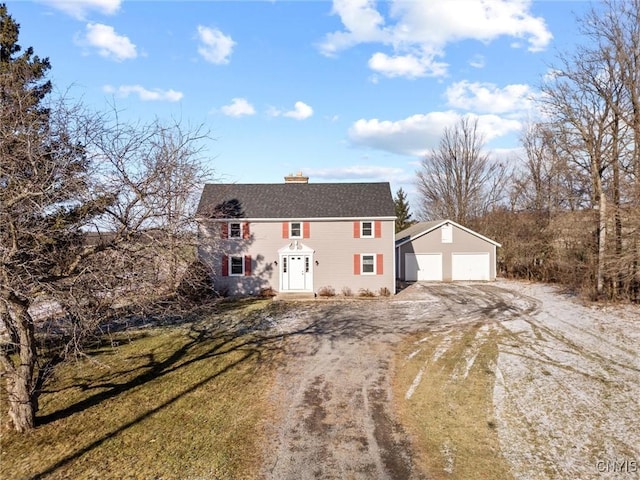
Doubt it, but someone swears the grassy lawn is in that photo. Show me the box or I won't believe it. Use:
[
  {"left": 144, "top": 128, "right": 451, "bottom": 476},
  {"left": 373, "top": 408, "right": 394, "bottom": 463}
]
[
  {"left": 1, "top": 299, "right": 284, "bottom": 480},
  {"left": 393, "top": 323, "right": 513, "bottom": 480}
]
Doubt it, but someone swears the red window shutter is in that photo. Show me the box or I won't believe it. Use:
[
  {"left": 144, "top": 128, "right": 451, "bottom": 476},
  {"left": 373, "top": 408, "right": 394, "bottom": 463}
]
[
  {"left": 353, "top": 254, "right": 360, "bottom": 275},
  {"left": 353, "top": 221, "right": 360, "bottom": 238},
  {"left": 303, "top": 222, "right": 310, "bottom": 239},
  {"left": 244, "top": 256, "right": 252, "bottom": 276},
  {"left": 374, "top": 221, "right": 382, "bottom": 238},
  {"left": 221, "top": 223, "right": 229, "bottom": 239},
  {"left": 282, "top": 222, "right": 289, "bottom": 239},
  {"left": 221, "top": 255, "right": 229, "bottom": 276},
  {"left": 242, "top": 222, "right": 250, "bottom": 239},
  {"left": 376, "top": 254, "right": 383, "bottom": 275}
]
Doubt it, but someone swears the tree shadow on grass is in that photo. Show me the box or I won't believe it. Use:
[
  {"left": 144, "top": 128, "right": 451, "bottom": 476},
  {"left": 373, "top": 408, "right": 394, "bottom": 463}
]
[
  {"left": 30, "top": 298, "right": 419, "bottom": 478},
  {"left": 33, "top": 350, "right": 256, "bottom": 478},
  {"left": 37, "top": 310, "right": 277, "bottom": 427}
]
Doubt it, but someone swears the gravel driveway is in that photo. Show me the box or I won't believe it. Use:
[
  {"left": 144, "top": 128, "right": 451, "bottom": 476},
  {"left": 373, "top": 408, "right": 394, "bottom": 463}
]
[{"left": 259, "top": 280, "right": 640, "bottom": 480}]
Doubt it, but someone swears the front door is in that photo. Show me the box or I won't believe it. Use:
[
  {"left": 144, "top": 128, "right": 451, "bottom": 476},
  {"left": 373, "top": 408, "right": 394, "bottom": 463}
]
[
  {"left": 287, "top": 255, "right": 307, "bottom": 290},
  {"left": 279, "top": 242, "right": 314, "bottom": 292}
]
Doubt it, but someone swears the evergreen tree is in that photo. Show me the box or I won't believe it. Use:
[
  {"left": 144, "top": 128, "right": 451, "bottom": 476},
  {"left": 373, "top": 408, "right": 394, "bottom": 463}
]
[
  {"left": 1, "top": 4, "right": 213, "bottom": 432},
  {"left": 394, "top": 187, "right": 416, "bottom": 233},
  {"left": 0, "top": 3, "right": 98, "bottom": 431}
]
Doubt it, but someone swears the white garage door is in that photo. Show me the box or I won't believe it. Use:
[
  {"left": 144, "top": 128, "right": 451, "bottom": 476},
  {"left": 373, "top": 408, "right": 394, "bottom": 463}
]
[
  {"left": 452, "top": 253, "right": 490, "bottom": 281},
  {"left": 405, "top": 253, "right": 442, "bottom": 281}
]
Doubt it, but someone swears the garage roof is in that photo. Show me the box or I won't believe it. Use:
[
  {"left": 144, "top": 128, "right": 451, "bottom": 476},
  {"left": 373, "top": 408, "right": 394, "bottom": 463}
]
[{"left": 395, "top": 219, "right": 501, "bottom": 247}]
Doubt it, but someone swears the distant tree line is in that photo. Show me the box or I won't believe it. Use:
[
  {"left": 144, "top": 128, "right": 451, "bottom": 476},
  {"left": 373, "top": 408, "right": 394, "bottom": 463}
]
[{"left": 415, "top": 0, "right": 640, "bottom": 302}]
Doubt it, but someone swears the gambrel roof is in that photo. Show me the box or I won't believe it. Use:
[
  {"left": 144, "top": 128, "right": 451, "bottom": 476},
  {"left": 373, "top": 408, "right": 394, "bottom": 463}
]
[{"left": 197, "top": 182, "right": 395, "bottom": 219}]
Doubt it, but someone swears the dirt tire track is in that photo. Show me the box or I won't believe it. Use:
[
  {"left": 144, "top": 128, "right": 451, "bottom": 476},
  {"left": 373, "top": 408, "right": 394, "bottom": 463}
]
[
  {"left": 263, "top": 315, "right": 419, "bottom": 480},
  {"left": 260, "top": 281, "right": 639, "bottom": 479},
  {"left": 261, "top": 283, "right": 538, "bottom": 479}
]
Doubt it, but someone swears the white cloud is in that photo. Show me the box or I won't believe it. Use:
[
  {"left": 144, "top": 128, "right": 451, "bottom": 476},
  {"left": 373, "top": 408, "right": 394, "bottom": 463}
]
[
  {"left": 270, "top": 101, "right": 314, "bottom": 120},
  {"left": 445, "top": 80, "right": 535, "bottom": 114},
  {"left": 220, "top": 98, "right": 256, "bottom": 117},
  {"left": 474, "top": 114, "right": 523, "bottom": 139},
  {"left": 387, "top": 1, "right": 552, "bottom": 52},
  {"left": 77, "top": 23, "right": 137, "bottom": 61},
  {"left": 368, "top": 51, "right": 447, "bottom": 78},
  {"left": 349, "top": 112, "right": 459, "bottom": 156},
  {"left": 319, "top": 0, "right": 552, "bottom": 78},
  {"left": 197, "top": 26, "right": 235, "bottom": 64},
  {"left": 318, "top": 0, "right": 389, "bottom": 57},
  {"left": 469, "top": 54, "right": 486, "bottom": 69},
  {"left": 305, "top": 165, "right": 406, "bottom": 182},
  {"left": 39, "top": 0, "right": 121, "bottom": 19},
  {"left": 103, "top": 84, "right": 183, "bottom": 102},
  {"left": 285, "top": 101, "right": 313, "bottom": 120},
  {"left": 348, "top": 111, "right": 521, "bottom": 156}
]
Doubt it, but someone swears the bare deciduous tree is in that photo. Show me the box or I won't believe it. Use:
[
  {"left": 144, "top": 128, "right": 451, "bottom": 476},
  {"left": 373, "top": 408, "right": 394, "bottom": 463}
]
[
  {"left": 514, "top": 123, "right": 580, "bottom": 213},
  {"left": 0, "top": 5, "right": 213, "bottom": 432},
  {"left": 416, "top": 117, "right": 509, "bottom": 224},
  {"left": 538, "top": 0, "right": 640, "bottom": 299},
  {"left": 491, "top": 0, "right": 640, "bottom": 301}
]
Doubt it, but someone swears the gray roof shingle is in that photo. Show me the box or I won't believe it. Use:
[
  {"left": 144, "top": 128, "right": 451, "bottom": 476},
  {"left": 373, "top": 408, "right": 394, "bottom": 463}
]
[
  {"left": 197, "top": 182, "right": 395, "bottom": 219},
  {"left": 395, "top": 221, "right": 443, "bottom": 243}
]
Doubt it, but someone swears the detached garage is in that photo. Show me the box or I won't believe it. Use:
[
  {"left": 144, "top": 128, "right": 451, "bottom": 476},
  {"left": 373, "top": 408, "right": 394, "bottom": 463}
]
[{"left": 396, "top": 220, "right": 501, "bottom": 282}]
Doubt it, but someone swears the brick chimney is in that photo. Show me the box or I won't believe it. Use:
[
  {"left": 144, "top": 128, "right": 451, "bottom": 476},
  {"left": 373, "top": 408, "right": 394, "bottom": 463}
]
[{"left": 284, "top": 171, "right": 309, "bottom": 184}]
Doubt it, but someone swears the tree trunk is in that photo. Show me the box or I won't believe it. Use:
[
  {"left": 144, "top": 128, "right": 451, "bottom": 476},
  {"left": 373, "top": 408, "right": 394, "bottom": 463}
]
[
  {"left": 597, "top": 192, "right": 607, "bottom": 297},
  {"left": 6, "top": 369, "right": 36, "bottom": 432},
  {"left": 2, "top": 298, "right": 38, "bottom": 432}
]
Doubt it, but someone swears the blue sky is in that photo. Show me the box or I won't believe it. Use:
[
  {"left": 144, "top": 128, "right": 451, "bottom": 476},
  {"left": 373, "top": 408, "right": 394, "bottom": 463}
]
[{"left": 8, "top": 0, "right": 594, "bottom": 210}]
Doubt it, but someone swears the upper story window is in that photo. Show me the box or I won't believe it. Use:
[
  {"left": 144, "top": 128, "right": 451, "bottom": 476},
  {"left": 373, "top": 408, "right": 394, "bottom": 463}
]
[
  {"left": 354, "top": 220, "right": 380, "bottom": 238},
  {"left": 361, "top": 221, "right": 374, "bottom": 238},
  {"left": 290, "top": 222, "right": 302, "bottom": 238},
  {"left": 282, "top": 221, "right": 309, "bottom": 239},
  {"left": 222, "top": 221, "right": 249, "bottom": 239},
  {"left": 229, "top": 222, "right": 242, "bottom": 238},
  {"left": 441, "top": 224, "right": 453, "bottom": 243}
]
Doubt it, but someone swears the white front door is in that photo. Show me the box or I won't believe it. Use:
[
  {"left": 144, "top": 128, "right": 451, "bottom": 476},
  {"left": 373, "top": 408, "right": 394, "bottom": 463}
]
[
  {"left": 288, "top": 255, "right": 308, "bottom": 290},
  {"left": 278, "top": 242, "right": 314, "bottom": 292}
]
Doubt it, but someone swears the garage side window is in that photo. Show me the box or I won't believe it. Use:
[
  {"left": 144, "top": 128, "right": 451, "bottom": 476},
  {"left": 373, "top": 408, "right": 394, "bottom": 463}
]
[{"left": 441, "top": 224, "right": 452, "bottom": 243}]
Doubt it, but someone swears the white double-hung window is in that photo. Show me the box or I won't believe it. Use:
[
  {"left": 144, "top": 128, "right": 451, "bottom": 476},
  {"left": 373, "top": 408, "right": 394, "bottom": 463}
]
[
  {"left": 230, "top": 256, "right": 244, "bottom": 275},
  {"left": 361, "top": 221, "right": 374, "bottom": 238},
  {"left": 229, "top": 222, "right": 242, "bottom": 238},
  {"left": 361, "top": 254, "right": 376, "bottom": 274}
]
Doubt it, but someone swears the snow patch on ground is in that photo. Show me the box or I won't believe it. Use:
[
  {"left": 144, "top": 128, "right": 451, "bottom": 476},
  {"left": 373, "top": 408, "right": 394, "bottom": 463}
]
[
  {"left": 405, "top": 368, "right": 424, "bottom": 400},
  {"left": 432, "top": 331, "right": 463, "bottom": 362},
  {"left": 406, "top": 348, "right": 422, "bottom": 360},
  {"left": 492, "top": 280, "right": 640, "bottom": 480},
  {"left": 452, "top": 324, "right": 491, "bottom": 381},
  {"left": 441, "top": 439, "right": 456, "bottom": 475}
]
